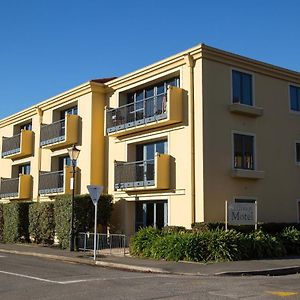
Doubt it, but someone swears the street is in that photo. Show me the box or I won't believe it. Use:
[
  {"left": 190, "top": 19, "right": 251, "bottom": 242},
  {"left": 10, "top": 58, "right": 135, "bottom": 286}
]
[{"left": 0, "top": 253, "right": 299, "bottom": 300}]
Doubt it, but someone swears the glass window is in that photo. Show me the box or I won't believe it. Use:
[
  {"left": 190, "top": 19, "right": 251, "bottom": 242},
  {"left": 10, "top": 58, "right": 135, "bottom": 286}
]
[
  {"left": 58, "top": 156, "right": 73, "bottom": 171},
  {"left": 232, "top": 70, "right": 253, "bottom": 106},
  {"left": 234, "top": 133, "right": 254, "bottom": 170},
  {"left": 296, "top": 143, "right": 300, "bottom": 164},
  {"left": 290, "top": 85, "right": 300, "bottom": 112},
  {"left": 21, "top": 123, "right": 32, "bottom": 131},
  {"left": 18, "top": 163, "right": 30, "bottom": 175},
  {"left": 60, "top": 106, "right": 78, "bottom": 120}
]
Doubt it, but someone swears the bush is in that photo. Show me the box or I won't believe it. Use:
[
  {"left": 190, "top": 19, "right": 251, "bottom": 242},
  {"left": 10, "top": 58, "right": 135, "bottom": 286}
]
[
  {"left": 279, "top": 227, "right": 300, "bottom": 255},
  {"left": 54, "top": 194, "right": 113, "bottom": 249},
  {"left": 3, "top": 202, "right": 30, "bottom": 243},
  {"left": 130, "top": 227, "right": 161, "bottom": 257},
  {"left": 0, "top": 204, "right": 3, "bottom": 242},
  {"left": 29, "top": 202, "right": 55, "bottom": 245}
]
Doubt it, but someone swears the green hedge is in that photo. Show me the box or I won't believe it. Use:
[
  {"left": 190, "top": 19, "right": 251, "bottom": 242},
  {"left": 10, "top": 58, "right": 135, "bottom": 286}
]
[
  {"left": 130, "top": 227, "right": 299, "bottom": 262},
  {"left": 3, "top": 202, "right": 30, "bottom": 243},
  {"left": 29, "top": 202, "right": 55, "bottom": 245},
  {"left": 54, "top": 194, "right": 113, "bottom": 249},
  {"left": 0, "top": 204, "right": 3, "bottom": 242}
]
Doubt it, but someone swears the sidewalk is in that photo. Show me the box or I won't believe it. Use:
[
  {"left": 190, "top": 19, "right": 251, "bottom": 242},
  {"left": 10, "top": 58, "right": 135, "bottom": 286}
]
[{"left": 0, "top": 243, "right": 300, "bottom": 276}]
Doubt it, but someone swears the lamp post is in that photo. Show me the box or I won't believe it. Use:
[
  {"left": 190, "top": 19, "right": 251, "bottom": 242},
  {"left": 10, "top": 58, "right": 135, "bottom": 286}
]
[{"left": 68, "top": 144, "right": 80, "bottom": 251}]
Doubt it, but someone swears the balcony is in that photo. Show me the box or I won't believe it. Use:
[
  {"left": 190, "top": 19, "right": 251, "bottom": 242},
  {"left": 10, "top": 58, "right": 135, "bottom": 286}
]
[
  {"left": 38, "top": 166, "right": 79, "bottom": 195},
  {"left": 114, "top": 153, "right": 170, "bottom": 191},
  {"left": 0, "top": 174, "right": 32, "bottom": 200},
  {"left": 106, "top": 86, "right": 183, "bottom": 137},
  {"left": 40, "top": 114, "right": 80, "bottom": 150},
  {"left": 2, "top": 130, "right": 34, "bottom": 160}
]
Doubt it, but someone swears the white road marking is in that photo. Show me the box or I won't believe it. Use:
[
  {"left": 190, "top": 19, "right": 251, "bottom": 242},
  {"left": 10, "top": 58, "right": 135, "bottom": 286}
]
[
  {"left": 0, "top": 255, "right": 6, "bottom": 258},
  {"left": 0, "top": 270, "right": 172, "bottom": 285}
]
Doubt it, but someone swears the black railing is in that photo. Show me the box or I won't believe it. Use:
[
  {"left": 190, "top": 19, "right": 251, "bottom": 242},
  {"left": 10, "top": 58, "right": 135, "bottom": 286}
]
[
  {"left": 40, "top": 119, "right": 65, "bottom": 146},
  {"left": 114, "top": 159, "right": 155, "bottom": 189},
  {"left": 106, "top": 93, "right": 167, "bottom": 133},
  {"left": 0, "top": 177, "right": 19, "bottom": 198},
  {"left": 39, "top": 171, "right": 64, "bottom": 194},
  {"left": 2, "top": 134, "right": 21, "bottom": 157}
]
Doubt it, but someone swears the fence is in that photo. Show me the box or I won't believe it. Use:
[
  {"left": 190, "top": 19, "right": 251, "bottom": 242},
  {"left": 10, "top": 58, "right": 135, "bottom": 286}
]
[{"left": 77, "top": 233, "right": 128, "bottom": 256}]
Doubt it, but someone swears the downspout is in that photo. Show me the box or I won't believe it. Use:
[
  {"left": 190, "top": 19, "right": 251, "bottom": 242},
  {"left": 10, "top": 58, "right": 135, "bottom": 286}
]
[
  {"left": 184, "top": 53, "right": 196, "bottom": 225},
  {"left": 36, "top": 106, "right": 43, "bottom": 202}
]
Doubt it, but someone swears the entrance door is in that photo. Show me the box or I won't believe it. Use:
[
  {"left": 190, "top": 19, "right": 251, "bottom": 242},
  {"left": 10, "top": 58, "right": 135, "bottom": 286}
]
[{"left": 135, "top": 200, "right": 168, "bottom": 231}]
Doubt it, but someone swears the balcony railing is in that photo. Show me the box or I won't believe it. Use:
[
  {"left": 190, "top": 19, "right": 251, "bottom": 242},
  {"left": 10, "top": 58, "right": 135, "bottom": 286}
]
[
  {"left": 107, "top": 93, "right": 167, "bottom": 134},
  {"left": 2, "top": 130, "right": 34, "bottom": 159},
  {"left": 106, "top": 86, "right": 183, "bottom": 136},
  {"left": 114, "top": 159, "right": 155, "bottom": 189},
  {"left": 40, "top": 119, "right": 66, "bottom": 147},
  {"left": 114, "top": 153, "right": 171, "bottom": 191},
  {"left": 39, "top": 170, "right": 64, "bottom": 195},
  {"left": 0, "top": 177, "right": 19, "bottom": 198},
  {"left": 40, "top": 114, "right": 80, "bottom": 149},
  {"left": 0, "top": 175, "right": 32, "bottom": 199},
  {"left": 38, "top": 166, "right": 79, "bottom": 195}
]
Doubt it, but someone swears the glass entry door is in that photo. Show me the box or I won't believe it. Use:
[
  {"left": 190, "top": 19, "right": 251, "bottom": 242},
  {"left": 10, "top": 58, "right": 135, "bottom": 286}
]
[{"left": 135, "top": 200, "right": 168, "bottom": 231}]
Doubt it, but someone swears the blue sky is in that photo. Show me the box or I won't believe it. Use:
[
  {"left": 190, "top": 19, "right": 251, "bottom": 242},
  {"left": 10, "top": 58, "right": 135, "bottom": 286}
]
[{"left": 0, "top": 0, "right": 299, "bottom": 119}]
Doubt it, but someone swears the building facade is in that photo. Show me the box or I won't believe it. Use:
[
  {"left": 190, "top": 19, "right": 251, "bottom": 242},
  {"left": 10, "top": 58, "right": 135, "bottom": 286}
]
[{"left": 1, "top": 45, "right": 300, "bottom": 236}]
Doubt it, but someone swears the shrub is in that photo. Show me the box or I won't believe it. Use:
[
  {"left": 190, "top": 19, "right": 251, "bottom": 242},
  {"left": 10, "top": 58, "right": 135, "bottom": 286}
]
[
  {"left": 0, "top": 204, "right": 3, "bottom": 242},
  {"left": 150, "top": 233, "right": 187, "bottom": 261},
  {"left": 54, "top": 194, "right": 113, "bottom": 249},
  {"left": 161, "top": 226, "right": 186, "bottom": 234},
  {"left": 29, "top": 202, "right": 55, "bottom": 245},
  {"left": 130, "top": 227, "right": 161, "bottom": 257},
  {"left": 279, "top": 227, "right": 300, "bottom": 255},
  {"left": 3, "top": 202, "right": 30, "bottom": 243}
]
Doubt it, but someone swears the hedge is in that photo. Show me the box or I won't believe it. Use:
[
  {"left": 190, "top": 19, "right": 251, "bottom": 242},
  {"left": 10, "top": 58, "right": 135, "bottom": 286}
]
[
  {"left": 130, "top": 226, "right": 300, "bottom": 262},
  {"left": 54, "top": 194, "right": 113, "bottom": 249},
  {"left": 3, "top": 202, "right": 30, "bottom": 243},
  {"left": 0, "top": 204, "right": 3, "bottom": 242},
  {"left": 29, "top": 202, "right": 55, "bottom": 245}
]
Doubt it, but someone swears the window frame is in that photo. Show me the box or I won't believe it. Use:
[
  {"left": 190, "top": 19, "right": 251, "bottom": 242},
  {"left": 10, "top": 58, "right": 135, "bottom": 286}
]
[
  {"left": 232, "top": 130, "right": 256, "bottom": 170},
  {"left": 289, "top": 84, "right": 300, "bottom": 114},
  {"left": 231, "top": 68, "right": 255, "bottom": 107}
]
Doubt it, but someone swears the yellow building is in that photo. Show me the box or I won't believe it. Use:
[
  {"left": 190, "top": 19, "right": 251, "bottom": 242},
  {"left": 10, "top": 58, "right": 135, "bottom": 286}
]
[{"left": 1, "top": 44, "right": 300, "bottom": 235}]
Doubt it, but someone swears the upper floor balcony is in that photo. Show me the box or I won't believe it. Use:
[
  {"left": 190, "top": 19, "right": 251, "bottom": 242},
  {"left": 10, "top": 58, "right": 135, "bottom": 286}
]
[
  {"left": 38, "top": 166, "right": 79, "bottom": 196},
  {"left": 1, "top": 130, "right": 34, "bottom": 160},
  {"left": 40, "top": 114, "right": 80, "bottom": 150},
  {"left": 106, "top": 86, "right": 183, "bottom": 137},
  {"left": 114, "top": 153, "right": 170, "bottom": 191},
  {"left": 0, "top": 174, "right": 32, "bottom": 200}
]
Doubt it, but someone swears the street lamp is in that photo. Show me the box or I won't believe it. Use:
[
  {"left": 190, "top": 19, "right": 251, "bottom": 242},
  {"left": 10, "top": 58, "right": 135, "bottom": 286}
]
[{"left": 68, "top": 144, "right": 81, "bottom": 251}]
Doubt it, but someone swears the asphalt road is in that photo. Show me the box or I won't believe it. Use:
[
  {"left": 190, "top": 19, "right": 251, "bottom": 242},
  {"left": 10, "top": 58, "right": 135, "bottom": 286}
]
[{"left": 0, "top": 253, "right": 300, "bottom": 300}]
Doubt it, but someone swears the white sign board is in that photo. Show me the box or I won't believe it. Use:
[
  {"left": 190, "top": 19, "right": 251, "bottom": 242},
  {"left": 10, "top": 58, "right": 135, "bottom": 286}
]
[
  {"left": 87, "top": 185, "right": 103, "bottom": 206},
  {"left": 227, "top": 202, "right": 256, "bottom": 225}
]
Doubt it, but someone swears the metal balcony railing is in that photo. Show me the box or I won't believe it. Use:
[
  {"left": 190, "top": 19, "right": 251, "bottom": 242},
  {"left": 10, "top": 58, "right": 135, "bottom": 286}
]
[
  {"left": 0, "top": 177, "right": 19, "bottom": 198},
  {"left": 114, "top": 159, "right": 155, "bottom": 189},
  {"left": 39, "top": 170, "right": 64, "bottom": 195},
  {"left": 40, "top": 119, "right": 65, "bottom": 147},
  {"left": 106, "top": 93, "right": 167, "bottom": 133},
  {"left": 2, "top": 134, "right": 21, "bottom": 157}
]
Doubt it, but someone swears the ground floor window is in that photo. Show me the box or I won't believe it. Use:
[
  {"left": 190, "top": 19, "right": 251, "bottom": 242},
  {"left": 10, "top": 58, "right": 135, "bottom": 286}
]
[{"left": 135, "top": 200, "right": 168, "bottom": 231}]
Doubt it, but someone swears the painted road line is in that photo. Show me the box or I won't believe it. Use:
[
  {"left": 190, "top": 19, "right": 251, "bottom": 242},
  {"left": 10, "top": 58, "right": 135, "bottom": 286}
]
[{"left": 267, "top": 291, "right": 299, "bottom": 297}]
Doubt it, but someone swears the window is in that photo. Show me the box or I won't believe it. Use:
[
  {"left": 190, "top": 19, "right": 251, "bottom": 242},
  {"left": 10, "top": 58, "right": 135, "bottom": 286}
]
[
  {"left": 296, "top": 142, "right": 300, "bottom": 164},
  {"left": 60, "top": 106, "right": 78, "bottom": 120},
  {"left": 233, "top": 133, "right": 254, "bottom": 170},
  {"left": 21, "top": 123, "right": 32, "bottom": 131},
  {"left": 58, "top": 156, "right": 74, "bottom": 171},
  {"left": 18, "top": 163, "right": 30, "bottom": 175},
  {"left": 232, "top": 70, "right": 253, "bottom": 106},
  {"left": 290, "top": 85, "right": 300, "bottom": 112}
]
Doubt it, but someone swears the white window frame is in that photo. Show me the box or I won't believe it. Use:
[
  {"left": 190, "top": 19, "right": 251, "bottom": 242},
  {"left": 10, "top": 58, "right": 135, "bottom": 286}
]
[
  {"left": 230, "top": 68, "right": 255, "bottom": 106},
  {"left": 231, "top": 130, "right": 257, "bottom": 170},
  {"left": 288, "top": 83, "right": 300, "bottom": 115}
]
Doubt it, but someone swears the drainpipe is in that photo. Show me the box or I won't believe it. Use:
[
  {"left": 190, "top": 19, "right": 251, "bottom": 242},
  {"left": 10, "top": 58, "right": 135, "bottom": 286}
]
[
  {"left": 36, "top": 106, "right": 43, "bottom": 202},
  {"left": 184, "top": 53, "right": 196, "bottom": 225}
]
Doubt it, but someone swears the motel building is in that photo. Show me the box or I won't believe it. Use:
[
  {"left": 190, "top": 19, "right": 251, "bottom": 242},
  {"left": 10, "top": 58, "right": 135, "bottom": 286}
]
[{"left": 0, "top": 44, "right": 300, "bottom": 236}]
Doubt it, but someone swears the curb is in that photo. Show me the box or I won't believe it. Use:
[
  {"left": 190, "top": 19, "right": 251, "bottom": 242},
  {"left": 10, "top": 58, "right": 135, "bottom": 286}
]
[{"left": 214, "top": 266, "right": 300, "bottom": 276}]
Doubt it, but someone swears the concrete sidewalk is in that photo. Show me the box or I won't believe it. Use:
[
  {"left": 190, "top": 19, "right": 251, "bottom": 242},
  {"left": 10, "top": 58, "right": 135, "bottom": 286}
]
[{"left": 0, "top": 243, "right": 300, "bottom": 276}]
